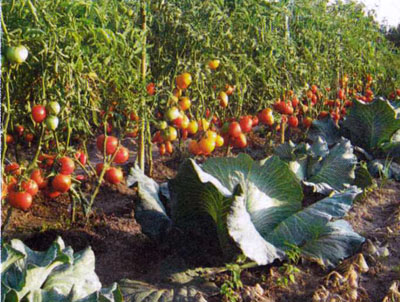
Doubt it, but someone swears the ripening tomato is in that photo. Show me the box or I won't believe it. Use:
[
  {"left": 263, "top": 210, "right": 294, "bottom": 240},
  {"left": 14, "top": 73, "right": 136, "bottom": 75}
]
[
  {"left": 113, "top": 146, "right": 129, "bottom": 164},
  {"left": 188, "top": 140, "right": 201, "bottom": 155},
  {"left": 96, "top": 135, "right": 119, "bottom": 155},
  {"left": 259, "top": 108, "right": 274, "bottom": 126},
  {"left": 181, "top": 115, "right": 190, "bottom": 129},
  {"left": 165, "top": 106, "right": 181, "bottom": 122},
  {"left": 218, "top": 91, "right": 228, "bottom": 108},
  {"left": 105, "top": 167, "right": 123, "bottom": 184},
  {"left": 179, "top": 97, "right": 191, "bottom": 111},
  {"left": 165, "top": 141, "right": 173, "bottom": 154},
  {"left": 6, "top": 134, "right": 14, "bottom": 144},
  {"left": 162, "top": 126, "right": 178, "bottom": 141},
  {"left": 173, "top": 88, "right": 182, "bottom": 98},
  {"left": 21, "top": 179, "right": 39, "bottom": 196},
  {"left": 146, "top": 82, "right": 156, "bottom": 95},
  {"left": 159, "top": 143, "right": 166, "bottom": 156},
  {"left": 52, "top": 174, "right": 72, "bottom": 193},
  {"left": 338, "top": 89, "right": 345, "bottom": 100},
  {"left": 199, "top": 137, "right": 216, "bottom": 155},
  {"left": 288, "top": 116, "right": 299, "bottom": 128},
  {"left": 311, "top": 85, "right": 318, "bottom": 94},
  {"left": 181, "top": 129, "right": 189, "bottom": 140},
  {"left": 8, "top": 191, "right": 32, "bottom": 210},
  {"left": 5, "top": 163, "right": 21, "bottom": 175},
  {"left": 208, "top": 59, "right": 220, "bottom": 70},
  {"left": 32, "top": 105, "right": 47, "bottom": 123},
  {"left": 240, "top": 116, "right": 253, "bottom": 133},
  {"left": 187, "top": 120, "right": 199, "bottom": 135},
  {"left": 130, "top": 111, "right": 139, "bottom": 121},
  {"left": 303, "top": 117, "right": 313, "bottom": 128},
  {"left": 365, "top": 89, "right": 373, "bottom": 97},
  {"left": 225, "top": 84, "right": 235, "bottom": 96},
  {"left": 215, "top": 135, "right": 224, "bottom": 147},
  {"left": 199, "top": 118, "right": 210, "bottom": 131},
  {"left": 31, "top": 169, "right": 47, "bottom": 189},
  {"left": 318, "top": 111, "right": 329, "bottom": 119},
  {"left": 176, "top": 73, "right": 192, "bottom": 90},
  {"left": 311, "top": 94, "right": 318, "bottom": 106},
  {"left": 58, "top": 156, "right": 75, "bottom": 175},
  {"left": 173, "top": 116, "right": 184, "bottom": 128},
  {"left": 396, "top": 89, "right": 400, "bottom": 96},
  {"left": 234, "top": 133, "right": 247, "bottom": 148},
  {"left": 229, "top": 122, "right": 242, "bottom": 138}
]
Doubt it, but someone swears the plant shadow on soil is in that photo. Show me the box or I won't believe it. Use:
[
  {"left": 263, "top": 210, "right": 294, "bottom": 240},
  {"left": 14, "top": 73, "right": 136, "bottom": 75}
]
[{"left": 2, "top": 149, "right": 400, "bottom": 301}]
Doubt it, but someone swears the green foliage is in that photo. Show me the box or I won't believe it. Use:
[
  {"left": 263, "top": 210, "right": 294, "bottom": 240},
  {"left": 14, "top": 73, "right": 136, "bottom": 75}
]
[
  {"left": 275, "top": 136, "right": 358, "bottom": 194},
  {"left": 1, "top": 0, "right": 144, "bottom": 140},
  {"left": 148, "top": 0, "right": 400, "bottom": 113},
  {"left": 1, "top": 237, "right": 122, "bottom": 302}
]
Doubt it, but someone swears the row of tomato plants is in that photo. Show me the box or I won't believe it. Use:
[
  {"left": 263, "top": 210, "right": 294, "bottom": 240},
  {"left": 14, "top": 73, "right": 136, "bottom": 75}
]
[{"left": 3, "top": 49, "right": 400, "bottom": 220}]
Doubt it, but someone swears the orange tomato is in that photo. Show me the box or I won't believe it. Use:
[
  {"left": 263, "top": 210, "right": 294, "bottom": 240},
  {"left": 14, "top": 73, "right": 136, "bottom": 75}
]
[{"left": 176, "top": 73, "right": 192, "bottom": 90}]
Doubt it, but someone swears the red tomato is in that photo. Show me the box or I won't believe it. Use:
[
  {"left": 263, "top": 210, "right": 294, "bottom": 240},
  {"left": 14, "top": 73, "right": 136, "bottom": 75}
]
[
  {"left": 5, "top": 163, "right": 21, "bottom": 175},
  {"left": 96, "top": 163, "right": 105, "bottom": 176},
  {"left": 252, "top": 116, "right": 259, "bottom": 126},
  {"left": 96, "top": 135, "right": 119, "bottom": 155},
  {"left": 21, "top": 179, "right": 39, "bottom": 196},
  {"left": 8, "top": 191, "right": 32, "bottom": 210},
  {"left": 113, "top": 146, "right": 129, "bottom": 164},
  {"left": 146, "top": 82, "right": 156, "bottom": 95},
  {"left": 32, "top": 105, "right": 47, "bottom": 123},
  {"left": 15, "top": 125, "right": 24, "bottom": 136},
  {"left": 288, "top": 116, "right": 299, "bottom": 128},
  {"left": 58, "top": 156, "right": 75, "bottom": 175},
  {"left": 318, "top": 111, "right": 329, "bottom": 119},
  {"left": 52, "top": 174, "right": 72, "bottom": 193},
  {"left": 229, "top": 122, "right": 242, "bottom": 138},
  {"left": 291, "top": 96, "right": 299, "bottom": 107},
  {"left": 44, "top": 189, "right": 61, "bottom": 199},
  {"left": 31, "top": 169, "right": 48, "bottom": 189},
  {"left": 105, "top": 167, "right": 123, "bottom": 184},
  {"left": 24, "top": 133, "right": 34, "bottom": 143},
  {"left": 239, "top": 116, "right": 253, "bottom": 133}
]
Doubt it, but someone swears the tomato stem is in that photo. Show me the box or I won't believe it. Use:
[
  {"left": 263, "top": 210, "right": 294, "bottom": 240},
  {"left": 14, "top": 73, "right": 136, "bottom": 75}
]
[{"left": 1, "top": 69, "right": 12, "bottom": 170}]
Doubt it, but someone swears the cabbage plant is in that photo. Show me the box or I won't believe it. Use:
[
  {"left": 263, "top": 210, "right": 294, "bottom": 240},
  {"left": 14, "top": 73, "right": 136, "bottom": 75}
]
[
  {"left": 128, "top": 154, "right": 364, "bottom": 267},
  {"left": 1, "top": 237, "right": 122, "bottom": 302}
]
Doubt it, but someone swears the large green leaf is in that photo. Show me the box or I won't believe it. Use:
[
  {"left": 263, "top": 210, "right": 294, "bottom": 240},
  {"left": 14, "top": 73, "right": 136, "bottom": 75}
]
[
  {"left": 275, "top": 137, "right": 357, "bottom": 194},
  {"left": 169, "top": 154, "right": 303, "bottom": 259},
  {"left": 343, "top": 98, "right": 400, "bottom": 152},
  {"left": 1, "top": 237, "right": 122, "bottom": 302},
  {"left": 227, "top": 186, "right": 364, "bottom": 266},
  {"left": 308, "top": 117, "right": 342, "bottom": 146},
  {"left": 127, "top": 166, "right": 172, "bottom": 242}
]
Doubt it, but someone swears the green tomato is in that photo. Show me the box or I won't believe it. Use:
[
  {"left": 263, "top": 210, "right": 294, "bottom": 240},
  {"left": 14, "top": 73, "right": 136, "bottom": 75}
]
[
  {"left": 45, "top": 116, "right": 59, "bottom": 130},
  {"left": 6, "top": 46, "right": 28, "bottom": 64},
  {"left": 157, "top": 121, "right": 168, "bottom": 130},
  {"left": 47, "top": 101, "right": 61, "bottom": 115}
]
